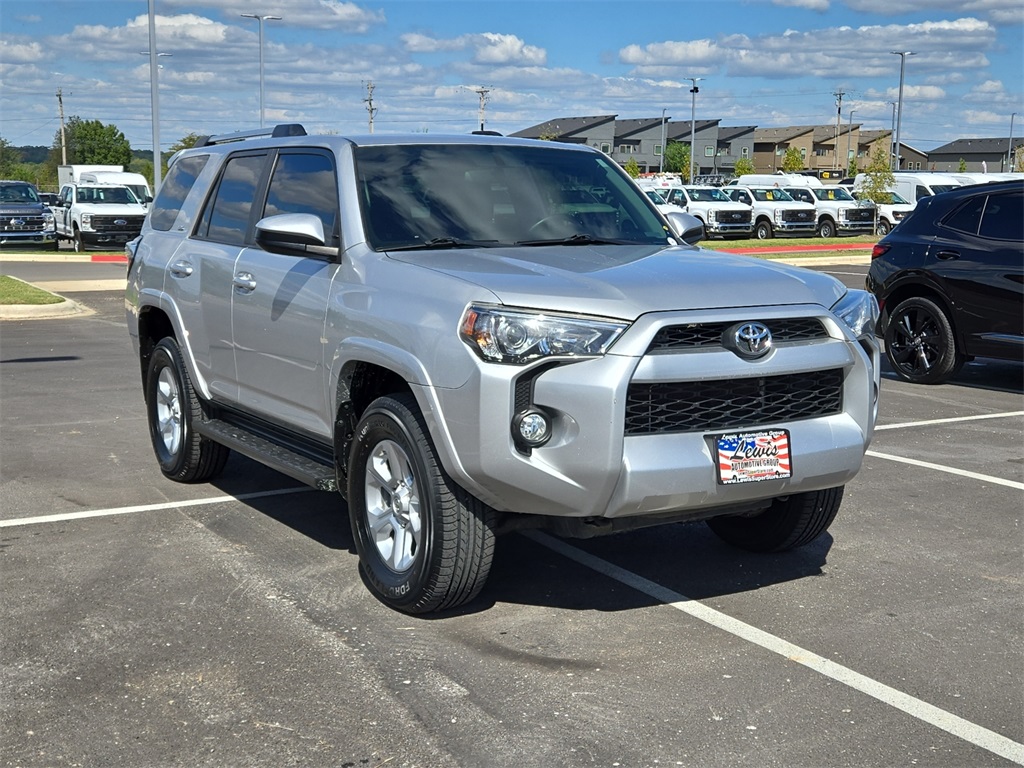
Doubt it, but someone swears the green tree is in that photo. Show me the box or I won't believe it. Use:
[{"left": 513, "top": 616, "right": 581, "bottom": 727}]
[
  {"left": 857, "top": 144, "right": 896, "bottom": 235},
  {"left": 664, "top": 142, "right": 690, "bottom": 180},
  {"left": 958, "top": 157, "right": 967, "bottom": 172},
  {"left": 0, "top": 137, "right": 22, "bottom": 177},
  {"left": 1014, "top": 146, "right": 1024, "bottom": 173},
  {"left": 781, "top": 146, "right": 804, "bottom": 172},
  {"left": 54, "top": 117, "right": 133, "bottom": 167},
  {"left": 623, "top": 157, "right": 641, "bottom": 178},
  {"left": 846, "top": 156, "right": 858, "bottom": 179},
  {"left": 169, "top": 133, "right": 203, "bottom": 152},
  {"left": 733, "top": 157, "right": 755, "bottom": 177}
]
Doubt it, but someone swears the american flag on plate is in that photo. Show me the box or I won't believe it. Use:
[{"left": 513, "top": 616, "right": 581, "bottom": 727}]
[{"left": 716, "top": 430, "right": 791, "bottom": 484}]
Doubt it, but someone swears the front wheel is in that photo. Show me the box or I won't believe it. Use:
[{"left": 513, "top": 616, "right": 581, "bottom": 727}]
[
  {"left": 707, "top": 486, "right": 844, "bottom": 552},
  {"left": 883, "top": 296, "right": 963, "bottom": 384},
  {"left": 876, "top": 219, "right": 891, "bottom": 236},
  {"left": 145, "top": 337, "right": 229, "bottom": 482},
  {"left": 73, "top": 229, "right": 84, "bottom": 253},
  {"left": 755, "top": 221, "right": 774, "bottom": 240},
  {"left": 818, "top": 219, "right": 836, "bottom": 238},
  {"left": 348, "top": 394, "right": 496, "bottom": 614}
]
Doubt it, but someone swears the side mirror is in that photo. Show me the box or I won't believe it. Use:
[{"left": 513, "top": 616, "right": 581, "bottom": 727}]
[
  {"left": 255, "top": 212, "right": 328, "bottom": 248},
  {"left": 665, "top": 211, "right": 705, "bottom": 246}
]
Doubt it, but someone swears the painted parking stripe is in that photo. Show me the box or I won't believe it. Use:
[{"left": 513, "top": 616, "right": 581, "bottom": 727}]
[
  {"left": 875, "top": 411, "right": 1024, "bottom": 431},
  {"left": 866, "top": 451, "right": 1024, "bottom": 490},
  {"left": 0, "top": 486, "right": 312, "bottom": 528},
  {"left": 527, "top": 531, "right": 1024, "bottom": 766}
]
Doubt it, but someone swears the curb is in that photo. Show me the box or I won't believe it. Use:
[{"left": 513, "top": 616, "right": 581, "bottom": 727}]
[{"left": 0, "top": 297, "right": 93, "bottom": 320}]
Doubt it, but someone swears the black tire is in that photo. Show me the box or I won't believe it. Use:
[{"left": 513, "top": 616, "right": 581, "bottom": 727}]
[
  {"left": 818, "top": 219, "right": 836, "bottom": 238},
  {"left": 876, "top": 219, "right": 891, "bottom": 236},
  {"left": 883, "top": 296, "right": 963, "bottom": 384},
  {"left": 348, "top": 393, "right": 496, "bottom": 614},
  {"left": 755, "top": 221, "right": 773, "bottom": 240},
  {"left": 707, "top": 486, "right": 844, "bottom": 552},
  {"left": 145, "top": 337, "right": 229, "bottom": 483},
  {"left": 73, "top": 229, "right": 84, "bottom": 253}
]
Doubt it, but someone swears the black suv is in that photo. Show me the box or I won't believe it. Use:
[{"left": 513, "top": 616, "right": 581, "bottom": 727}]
[{"left": 867, "top": 179, "right": 1023, "bottom": 384}]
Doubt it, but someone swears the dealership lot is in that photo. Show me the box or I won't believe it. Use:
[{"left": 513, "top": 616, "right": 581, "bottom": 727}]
[{"left": 1, "top": 259, "right": 1022, "bottom": 767}]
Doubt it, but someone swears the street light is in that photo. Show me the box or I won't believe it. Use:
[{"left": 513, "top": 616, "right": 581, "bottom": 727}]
[
  {"left": 686, "top": 77, "right": 702, "bottom": 183},
  {"left": 1008, "top": 112, "right": 1017, "bottom": 172},
  {"left": 890, "top": 51, "right": 916, "bottom": 171},
  {"left": 659, "top": 108, "right": 667, "bottom": 174},
  {"left": 143, "top": 0, "right": 170, "bottom": 191},
  {"left": 240, "top": 13, "right": 282, "bottom": 128}
]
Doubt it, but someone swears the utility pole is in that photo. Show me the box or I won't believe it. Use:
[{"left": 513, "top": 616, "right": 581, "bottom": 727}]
[
  {"left": 891, "top": 51, "right": 916, "bottom": 171},
  {"left": 364, "top": 81, "right": 377, "bottom": 134},
  {"left": 833, "top": 90, "right": 845, "bottom": 170},
  {"left": 1007, "top": 112, "right": 1017, "bottom": 172},
  {"left": 474, "top": 87, "right": 491, "bottom": 132},
  {"left": 686, "top": 77, "right": 702, "bottom": 183},
  {"left": 845, "top": 110, "right": 855, "bottom": 177},
  {"left": 56, "top": 88, "right": 67, "bottom": 165}
]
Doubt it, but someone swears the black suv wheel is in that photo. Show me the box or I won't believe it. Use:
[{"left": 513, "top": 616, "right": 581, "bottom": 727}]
[{"left": 883, "top": 297, "right": 964, "bottom": 384}]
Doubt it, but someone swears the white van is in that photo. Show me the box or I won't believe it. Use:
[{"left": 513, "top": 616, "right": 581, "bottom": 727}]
[
  {"left": 77, "top": 171, "right": 153, "bottom": 206},
  {"left": 730, "top": 173, "right": 821, "bottom": 188},
  {"left": 855, "top": 172, "right": 962, "bottom": 203}
]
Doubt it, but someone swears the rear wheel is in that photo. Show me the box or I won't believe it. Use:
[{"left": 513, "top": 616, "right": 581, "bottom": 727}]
[
  {"left": 145, "top": 337, "right": 229, "bottom": 482},
  {"left": 348, "top": 394, "right": 496, "bottom": 614},
  {"left": 883, "top": 296, "right": 963, "bottom": 384},
  {"left": 755, "top": 221, "right": 773, "bottom": 240},
  {"left": 876, "top": 219, "right": 891, "bottom": 236},
  {"left": 707, "top": 486, "right": 844, "bottom": 552}
]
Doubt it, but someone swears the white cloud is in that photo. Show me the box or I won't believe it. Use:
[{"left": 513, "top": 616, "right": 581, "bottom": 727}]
[
  {"left": 401, "top": 32, "right": 545, "bottom": 66},
  {"left": 160, "top": 0, "right": 386, "bottom": 33},
  {"left": 773, "top": 0, "right": 830, "bottom": 10}
]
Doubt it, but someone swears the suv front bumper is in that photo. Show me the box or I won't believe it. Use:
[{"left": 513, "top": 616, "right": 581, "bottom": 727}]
[{"left": 427, "top": 305, "right": 878, "bottom": 519}]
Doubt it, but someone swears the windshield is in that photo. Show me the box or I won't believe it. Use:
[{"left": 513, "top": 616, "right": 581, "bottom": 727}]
[
  {"left": 750, "top": 188, "right": 796, "bottom": 202},
  {"left": 812, "top": 187, "right": 855, "bottom": 202},
  {"left": 931, "top": 185, "right": 960, "bottom": 194},
  {"left": 79, "top": 186, "right": 140, "bottom": 204},
  {"left": 0, "top": 184, "right": 40, "bottom": 204},
  {"left": 354, "top": 143, "right": 671, "bottom": 249},
  {"left": 685, "top": 187, "right": 731, "bottom": 202},
  {"left": 645, "top": 190, "right": 668, "bottom": 204}
]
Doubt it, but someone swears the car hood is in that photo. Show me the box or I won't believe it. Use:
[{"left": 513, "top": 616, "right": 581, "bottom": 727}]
[
  {"left": 0, "top": 203, "right": 46, "bottom": 215},
  {"left": 388, "top": 243, "right": 846, "bottom": 318}
]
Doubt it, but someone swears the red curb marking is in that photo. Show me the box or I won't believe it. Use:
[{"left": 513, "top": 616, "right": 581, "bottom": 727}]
[{"left": 90, "top": 254, "right": 128, "bottom": 262}]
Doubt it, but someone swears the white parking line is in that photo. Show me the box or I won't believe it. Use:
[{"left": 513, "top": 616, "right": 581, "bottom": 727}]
[
  {"left": 0, "top": 487, "right": 312, "bottom": 528},
  {"left": 876, "top": 411, "right": 1024, "bottom": 431},
  {"left": 527, "top": 531, "right": 1024, "bottom": 766},
  {"left": 866, "top": 451, "right": 1024, "bottom": 490}
]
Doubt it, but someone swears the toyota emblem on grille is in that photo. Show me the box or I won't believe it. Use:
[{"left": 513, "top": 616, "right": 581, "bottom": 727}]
[{"left": 724, "top": 322, "right": 773, "bottom": 359}]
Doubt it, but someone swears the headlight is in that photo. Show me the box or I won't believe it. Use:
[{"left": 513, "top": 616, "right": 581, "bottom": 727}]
[
  {"left": 832, "top": 289, "right": 879, "bottom": 339},
  {"left": 81, "top": 213, "right": 92, "bottom": 230},
  {"left": 460, "top": 304, "right": 628, "bottom": 365}
]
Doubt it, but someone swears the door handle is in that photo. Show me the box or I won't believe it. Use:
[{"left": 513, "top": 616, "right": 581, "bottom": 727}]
[
  {"left": 169, "top": 260, "right": 193, "bottom": 278},
  {"left": 935, "top": 250, "right": 960, "bottom": 261},
  {"left": 233, "top": 272, "right": 257, "bottom": 292}
]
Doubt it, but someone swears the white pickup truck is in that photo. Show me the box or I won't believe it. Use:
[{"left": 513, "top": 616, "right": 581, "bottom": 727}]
[{"left": 53, "top": 183, "right": 148, "bottom": 252}]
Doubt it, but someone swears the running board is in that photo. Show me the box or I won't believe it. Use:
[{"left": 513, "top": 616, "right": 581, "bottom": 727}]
[{"left": 195, "top": 418, "right": 337, "bottom": 492}]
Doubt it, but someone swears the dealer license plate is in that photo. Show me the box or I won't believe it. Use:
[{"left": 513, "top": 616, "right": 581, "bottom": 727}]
[{"left": 715, "top": 429, "right": 791, "bottom": 485}]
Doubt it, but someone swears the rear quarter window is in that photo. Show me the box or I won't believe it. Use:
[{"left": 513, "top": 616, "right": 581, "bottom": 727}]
[{"left": 150, "top": 155, "right": 209, "bottom": 231}]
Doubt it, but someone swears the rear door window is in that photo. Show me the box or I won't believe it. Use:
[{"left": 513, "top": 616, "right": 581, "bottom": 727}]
[{"left": 150, "top": 155, "right": 209, "bottom": 231}]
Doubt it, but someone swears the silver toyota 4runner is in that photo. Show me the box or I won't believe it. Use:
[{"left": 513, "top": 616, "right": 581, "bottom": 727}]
[{"left": 126, "top": 125, "right": 880, "bottom": 614}]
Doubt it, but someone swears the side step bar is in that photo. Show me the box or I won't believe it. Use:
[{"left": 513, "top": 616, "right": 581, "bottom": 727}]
[{"left": 195, "top": 418, "right": 337, "bottom": 492}]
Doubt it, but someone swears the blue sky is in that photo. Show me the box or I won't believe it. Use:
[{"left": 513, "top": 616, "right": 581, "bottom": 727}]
[{"left": 1, "top": 0, "right": 1022, "bottom": 153}]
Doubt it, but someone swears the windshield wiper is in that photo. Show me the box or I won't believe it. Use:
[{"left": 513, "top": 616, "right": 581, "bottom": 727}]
[
  {"left": 515, "top": 233, "right": 629, "bottom": 246},
  {"left": 386, "top": 237, "right": 500, "bottom": 251}
]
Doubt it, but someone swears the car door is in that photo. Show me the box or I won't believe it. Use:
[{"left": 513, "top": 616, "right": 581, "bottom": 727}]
[
  {"left": 184, "top": 150, "right": 271, "bottom": 403},
  {"left": 231, "top": 149, "right": 342, "bottom": 439},
  {"left": 926, "top": 187, "right": 1024, "bottom": 358}
]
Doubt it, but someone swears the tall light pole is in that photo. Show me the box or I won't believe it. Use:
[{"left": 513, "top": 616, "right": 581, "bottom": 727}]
[
  {"left": 845, "top": 109, "right": 855, "bottom": 176},
  {"left": 659, "top": 108, "right": 667, "bottom": 174},
  {"left": 1007, "top": 112, "right": 1017, "bottom": 172},
  {"left": 891, "top": 51, "right": 916, "bottom": 171},
  {"left": 241, "top": 13, "right": 282, "bottom": 128},
  {"left": 140, "top": 49, "right": 171, "bottom": 191},
  {"left": 686, "top": 77, "right": 702, "bottom": 183}
]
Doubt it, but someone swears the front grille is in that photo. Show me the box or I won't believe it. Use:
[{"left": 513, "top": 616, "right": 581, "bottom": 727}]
[
  {"left": 845, "top": 208, "right": 873, "bottom": 222},
  {"left": 716, "top": 209, "right": 751, "bottom": 223},
  {"left": 625, "top": 369, "right": 844, "bottom": 435},
  {"left": 0, "top": 215, "right": 46, "bottom": 231},
  {"left": 646, "top": 318, "right": 828, "bottom": 352},
  {"left": 92, "top": 216, "right": 145, "bottom": 234},
  {"left": 782, "top": 210, "right": 814, "bottom": 223}
]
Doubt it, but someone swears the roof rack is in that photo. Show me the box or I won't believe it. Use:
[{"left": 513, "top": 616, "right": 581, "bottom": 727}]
[
  {"left": 193, "top": 123, "right": 307, "bottom": 148},
  {"left": 471, "top": 130, "right": 503, "bottom": 137}
]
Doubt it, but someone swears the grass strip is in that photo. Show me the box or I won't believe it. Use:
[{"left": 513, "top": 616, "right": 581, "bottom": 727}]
[{"left": 0, "top": 275, "right": 65, "bottom": 305}]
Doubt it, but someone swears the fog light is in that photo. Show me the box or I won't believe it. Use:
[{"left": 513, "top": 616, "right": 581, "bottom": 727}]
[{"left": 512, "top": 409, "right": 551, "bottom": 448}]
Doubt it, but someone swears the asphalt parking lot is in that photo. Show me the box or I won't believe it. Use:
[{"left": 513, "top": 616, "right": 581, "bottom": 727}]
[{"left": 2, "top": 257, "right": 1022, "bottom": 768}]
